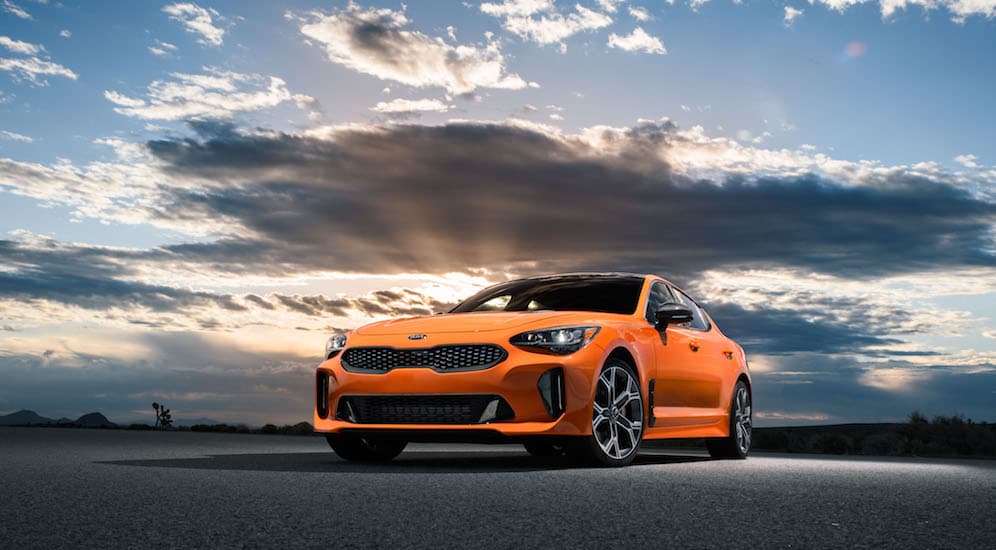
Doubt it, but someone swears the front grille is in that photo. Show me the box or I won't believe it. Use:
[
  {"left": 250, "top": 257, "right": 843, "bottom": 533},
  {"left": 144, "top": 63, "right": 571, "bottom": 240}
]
[
  {"left": 341, "top": 344, "right": 507, "bottom": 373},
  {"left": 337, "top": 395, "right": 515, "bottom": 424}
]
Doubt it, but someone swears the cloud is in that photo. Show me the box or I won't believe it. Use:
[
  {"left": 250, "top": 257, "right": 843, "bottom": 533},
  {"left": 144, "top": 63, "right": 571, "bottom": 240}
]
[
  {"left": 0, "top": 232, "right": 457, "bottom": 323},
  {"left": 369, "top": 97, "right": 452, "bottom": 116},
  {"left": 59, "top": 30, "right": 71, "bottom": 39},
  {"left": 747, "top": 352, "right": 996, "bottom": 424},
  {"left": 810, "top": 0, "right": 996, "bottom": 22},
  {"left": 0, "top": 268, "right": 248, "bottom": 315},
  {"left": 0, "top": 35, "right": 77, "bottom": 85},
  {"left": 607, "top": 27, "right": 667, "bottom": 55},
  {"left": 270, "top": 289, "right": 452, "bottom": 318},
  {"left": 104, "top": 68, "right": 316, "bottom": 121},
  {"left": 295, "top": 3, "right": 532, "bottom": 95},
  {"left": 480, "top": 0, "right": 612, "bottom": 50},
  {"left": 628, "top": 6, "right": 652, "bottom": 21},
  {"left": 784, "top": 6, "right": 804, "bottom": 26},
  {"left": 755, "top": 411, "right": 831, "bottom": 422},
  {"left": 1, "top": 119, "right": 993, "bottom": 282},
  {"left": 479, "top": 0, "right": 555, "bottom": 17},
  {"left": 596, "top": 0, "right": 627, "bottom": 12},
  {"left": 680, "top": 104, "right": 710, "bottom": 113},
  {"left": 162, "top": 3, "right": 225, "bottom": 46},
  {"left": 955, "top": 154, "right": 979, "bottom": 169},
  {"left": 1, "top": 0, "right": 31, "bottom": 20},
  {"left": 148, "top": 39, "right": 178, "bottom": 57},
  {"left": 0, "top": 129, "right": 32, "bottom": 142},
  {"left": 0, "top": 36, "right": 43, "bottom": 56},
  {"left": 0, "top": 55, "right": 77, "bottom": 85},
  {"left": 137, "top": 120, "right": 994, "bottom": 279}
]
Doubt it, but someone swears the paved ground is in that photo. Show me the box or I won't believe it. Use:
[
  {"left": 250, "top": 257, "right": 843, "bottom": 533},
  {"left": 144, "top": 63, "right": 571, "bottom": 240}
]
[{"left": 1, "top": 427, "right": 993, "bottom": 549}]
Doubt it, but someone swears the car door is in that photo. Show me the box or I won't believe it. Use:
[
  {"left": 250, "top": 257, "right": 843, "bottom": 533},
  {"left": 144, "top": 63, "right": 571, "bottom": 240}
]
[
  {"left": 641, "top": 282, "right": 703, "bottom": 422},
  {"left": 665, "top": 288, "right": 725, "bottom": 411},
  {"left": 645, "top": 283, "right": 724, "bottom": 427}
]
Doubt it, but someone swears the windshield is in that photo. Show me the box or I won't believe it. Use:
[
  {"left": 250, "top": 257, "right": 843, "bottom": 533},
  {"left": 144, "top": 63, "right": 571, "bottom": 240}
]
[{"left": 450, "top": 275, "right": 645, "bottom": 315}]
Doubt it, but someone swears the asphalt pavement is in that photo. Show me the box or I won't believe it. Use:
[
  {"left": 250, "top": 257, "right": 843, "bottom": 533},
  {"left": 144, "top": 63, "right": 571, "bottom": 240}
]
[{"left": 1, "top": 427, "right": 993, "bottom": 549}]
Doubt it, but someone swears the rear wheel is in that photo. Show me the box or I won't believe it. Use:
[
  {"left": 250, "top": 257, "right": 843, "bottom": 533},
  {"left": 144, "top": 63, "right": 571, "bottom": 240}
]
[
  {"left": 570, "top": 359, "right": 644, "bottom": 467},
  {"left": 326, "top": 433, "right": 407, "bottom": 462},
  {"left": 706, "top": 380, "right": 751, "bottom": 459}
]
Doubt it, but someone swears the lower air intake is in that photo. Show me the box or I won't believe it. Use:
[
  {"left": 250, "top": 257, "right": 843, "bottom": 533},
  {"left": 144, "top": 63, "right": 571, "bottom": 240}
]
[{"left": 337, "top": 395, "right": 514, "bottom": 425}]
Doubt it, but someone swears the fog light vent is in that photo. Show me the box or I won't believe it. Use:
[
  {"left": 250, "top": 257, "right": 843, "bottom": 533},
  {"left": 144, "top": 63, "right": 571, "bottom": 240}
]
[
  {"left": 538, "top": 367, "right": 565, "bottom": 418},
  {"left": 316, "top": 371, "right": 330, "bottom": 419}
]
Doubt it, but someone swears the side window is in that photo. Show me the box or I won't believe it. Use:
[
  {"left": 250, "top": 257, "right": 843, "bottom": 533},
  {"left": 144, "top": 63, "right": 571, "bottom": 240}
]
[
  {"left": 644, "top": 281, "right": 675, "bottom": 324},
  {"left": 472, "top": 295, "right": 510, "bottom": 312},
  {"left": 671, "top": 288, "right": 710, "bottom": 331}
]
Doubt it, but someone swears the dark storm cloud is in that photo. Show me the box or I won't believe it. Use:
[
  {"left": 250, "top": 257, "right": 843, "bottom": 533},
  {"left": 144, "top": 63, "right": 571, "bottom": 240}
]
[
  {"left": 695, "top": 288, "right": 943, "bottom": 356},
  {"left": 749, "top": 353, "right": 996, "bottom": 424},
  {"left": 270, "top": 290, "right": 452, "bottom": 318},
  {"left": 244, "top": 294, "right": 275, "bottom": 310},
  {"left": 706, "top": 301, "right": 903, "bottom": 355},
  {"left": 0, "top": 237, "right": 451, "bottom": 320},
  {"left": 0, "top": 267, "right": 247, "bottom": 313},
  {"left": 0, "top": 235, "right": 935, "bottom": 356},
  {"left": 146, "top": 122, "right": 995, "bottom": 279}
]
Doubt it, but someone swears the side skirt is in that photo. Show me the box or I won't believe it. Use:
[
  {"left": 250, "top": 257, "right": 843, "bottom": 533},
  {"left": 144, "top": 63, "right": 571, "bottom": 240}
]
[{"left": 648, "top": 379, "right": 656, "bottom": 428}]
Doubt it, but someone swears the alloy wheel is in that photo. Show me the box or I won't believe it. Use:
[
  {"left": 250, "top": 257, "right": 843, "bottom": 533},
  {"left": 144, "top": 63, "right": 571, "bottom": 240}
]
[
  {"left": 734, "top": 385, "right": 752, "bottom": 454},
  {"left": 592, "top": 365, "right": 644, "bottom": 460}
]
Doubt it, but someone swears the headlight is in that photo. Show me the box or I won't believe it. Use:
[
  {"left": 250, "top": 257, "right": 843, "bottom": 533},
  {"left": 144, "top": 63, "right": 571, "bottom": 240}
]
[
  {"left": 324, "top": 333, "right": 348, "bottom": 359},
  {"left": 509, "top": 326, "right": 600, "bottom": 355}
]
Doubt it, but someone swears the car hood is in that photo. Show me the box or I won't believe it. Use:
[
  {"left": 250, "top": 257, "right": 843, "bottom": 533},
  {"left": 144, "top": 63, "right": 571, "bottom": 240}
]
[{"left": 353, "top": 311, "right": 588, "bottom": 337}]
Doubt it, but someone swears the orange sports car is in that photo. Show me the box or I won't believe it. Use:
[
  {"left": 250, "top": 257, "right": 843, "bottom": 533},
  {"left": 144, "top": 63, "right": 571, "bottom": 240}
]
[{"left": 314, "top": 273, "right": 752, "bottom": 466}]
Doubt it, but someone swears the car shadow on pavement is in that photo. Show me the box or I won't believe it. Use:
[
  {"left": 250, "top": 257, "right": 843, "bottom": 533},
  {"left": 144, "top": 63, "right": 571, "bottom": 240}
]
[{"left": 98, "top": 451, "right": 713, "bottom": 474}]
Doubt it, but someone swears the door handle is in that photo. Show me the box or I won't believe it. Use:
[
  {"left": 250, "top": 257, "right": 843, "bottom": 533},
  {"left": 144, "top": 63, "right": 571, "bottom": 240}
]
[{"left": 689, "top": 339, "right": 700, "bottom": 352}]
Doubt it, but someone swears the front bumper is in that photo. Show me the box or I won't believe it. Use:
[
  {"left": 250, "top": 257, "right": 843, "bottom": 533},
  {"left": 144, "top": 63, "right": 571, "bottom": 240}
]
[{"left": 313, "top": 341, "right": 605, "bottom": 438}]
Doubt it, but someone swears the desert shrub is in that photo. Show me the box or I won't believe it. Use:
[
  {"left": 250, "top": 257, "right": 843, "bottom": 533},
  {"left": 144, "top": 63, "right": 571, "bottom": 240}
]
[
  {"left": 753, "top": 429, "right": 789, "bottom": 451},
  {"left": 860, "top": 432, "right": 899, "bottom": 455}
]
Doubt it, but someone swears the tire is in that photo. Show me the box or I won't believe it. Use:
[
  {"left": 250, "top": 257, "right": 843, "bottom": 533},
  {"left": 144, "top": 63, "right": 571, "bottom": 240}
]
[
  {"left": 706, "top": 380, "right": 751, "bottom": 459},
  {"left": 523, "top": 439, "right": 568, "bottom": 457},
  {"left": 569, "top": 358, "right": 645, "bottom": 467},
  {"left": 326, "top": 433, "right": 407, "bottom": 462}
]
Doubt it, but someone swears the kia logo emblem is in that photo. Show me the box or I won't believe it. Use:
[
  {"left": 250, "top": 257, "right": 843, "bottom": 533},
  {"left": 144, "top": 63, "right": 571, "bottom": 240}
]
[{"left": 408, "top": 334, "right": 427, "bottom": 340}]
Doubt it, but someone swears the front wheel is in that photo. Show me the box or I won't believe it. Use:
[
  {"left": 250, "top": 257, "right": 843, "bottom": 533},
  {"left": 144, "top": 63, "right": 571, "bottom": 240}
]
[
  {"left": 706, "top": 380, "right": 751, "bottom": 459},
  {"left": 326, "top": 433, "right": 407, "bottom": 462},
  {"left": 570, "top": 359, "right": 644, "bottom": 467}
]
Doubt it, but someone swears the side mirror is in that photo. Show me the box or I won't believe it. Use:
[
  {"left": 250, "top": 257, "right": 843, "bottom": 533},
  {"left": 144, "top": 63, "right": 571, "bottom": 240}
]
[{"left": 654, "top": 304, "right": 693, "bottom": 329}]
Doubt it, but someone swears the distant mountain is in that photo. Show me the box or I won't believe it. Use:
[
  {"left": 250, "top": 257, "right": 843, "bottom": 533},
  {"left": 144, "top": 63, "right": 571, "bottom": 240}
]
[
  {"left": 75, "top": 412, "right": 116, "bottom": 428},
  {"left": 0, "top": 410, "right": 54, "bottom": 425}
]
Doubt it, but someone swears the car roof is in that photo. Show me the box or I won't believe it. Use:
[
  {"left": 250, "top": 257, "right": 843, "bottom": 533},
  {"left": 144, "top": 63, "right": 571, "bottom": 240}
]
[
  {"left": 513, "top": 272, "right": 647, "bottom": 282},
  {"left": 512, "top": 272, "right": 682, "bottom": 292}
]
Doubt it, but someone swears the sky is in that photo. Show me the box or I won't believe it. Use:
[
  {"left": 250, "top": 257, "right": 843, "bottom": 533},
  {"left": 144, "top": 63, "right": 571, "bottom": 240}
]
[{"left": 0, "top": 0, "right": 994, "bottom": 426}]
